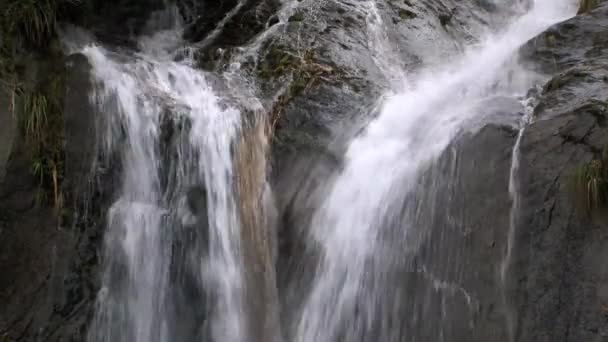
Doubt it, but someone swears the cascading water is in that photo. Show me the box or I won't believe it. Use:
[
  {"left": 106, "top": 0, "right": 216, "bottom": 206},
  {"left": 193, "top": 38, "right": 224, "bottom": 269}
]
[
  {"left": 67, "top": 0, "right": 580, "bottom": 341},
  {"left": 294, "top": 1, "right": 576, "bottom": 341},
  {"left": 82, "top": 9, "right": 245, "bottom": 342}
]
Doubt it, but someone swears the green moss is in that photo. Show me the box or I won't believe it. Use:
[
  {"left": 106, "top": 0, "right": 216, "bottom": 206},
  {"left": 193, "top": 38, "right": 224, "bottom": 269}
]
[
  {"left": 19, "top": 74, "right": 66, "bottom": 209},
  {"left": 544, "top": 70, "right": 590, "bottom": 92},
  {"left": 288, "top": 11, "right": 305, "bottom": 22},
  {"left": 262, "top": 49, "right": 341, "bottom": 133},
  {"left": 398, "top": 9, "right": 416, "bottom": 20},
  {"left": 545, "top": 33, "right": 557, "bottom": 47},
  {"left": 257, "top": 44, "right": 301, "bottom": 80}
]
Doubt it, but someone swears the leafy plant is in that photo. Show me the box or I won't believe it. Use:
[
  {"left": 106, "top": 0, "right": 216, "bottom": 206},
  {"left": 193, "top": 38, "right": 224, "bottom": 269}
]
[{"left": 570, "top": 149, "right": 608, "bottom": 216}]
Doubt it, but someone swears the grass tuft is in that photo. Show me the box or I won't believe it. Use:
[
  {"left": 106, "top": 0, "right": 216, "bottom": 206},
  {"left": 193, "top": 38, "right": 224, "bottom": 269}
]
[
  {"left": 1, "top": 0, "right": 80, "bottom": 45},
  {"left": 22, "top": 92, "right": 49, "bottom": 145},
  {"left": 0, "top": 0, "right": 78, "bottom": 210},
  {"left": 570, "top": 149, "right": 608, "bottom": 216},
  {"left": 19, "top": 83, "right": 65, "bottom": 210}
]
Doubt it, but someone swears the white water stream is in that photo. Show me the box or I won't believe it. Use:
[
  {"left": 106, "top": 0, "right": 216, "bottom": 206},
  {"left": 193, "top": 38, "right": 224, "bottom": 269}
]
[
  {"left": 294, "top": 1, "right": 576, "bottom": 341},
  {"left": 83, "top": 10, "right": 245, "bottom": 342}
]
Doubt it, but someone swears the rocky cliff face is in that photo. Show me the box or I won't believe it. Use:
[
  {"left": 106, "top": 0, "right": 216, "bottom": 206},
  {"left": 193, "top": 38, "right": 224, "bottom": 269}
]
[
  {"left": 0, "top": 51, "right": 103, "bottom": 341},
  {"left": 0, "top": 0, "right": 607, "bottom": 341},
  {"left": 515, "top": 4, "right": 608, "bottom": 341}
]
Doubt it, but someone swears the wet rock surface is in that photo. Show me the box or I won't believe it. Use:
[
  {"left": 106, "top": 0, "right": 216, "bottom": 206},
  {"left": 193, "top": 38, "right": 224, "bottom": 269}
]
[
  {"left": 515, "top": 3, "right": 608, "bottom": 341},
  {"left": 270, "top": 1, "right": 608, "bottom": 342},
  {"left": 0, "top": 54, "right": 105, "bottom": 341},
  {"left": 258, "top": 0, "right": 514, "bottom": 178}
]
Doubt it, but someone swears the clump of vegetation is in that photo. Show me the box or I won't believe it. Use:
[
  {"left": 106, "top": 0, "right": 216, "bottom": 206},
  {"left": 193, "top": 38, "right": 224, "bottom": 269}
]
[
  {"left": 398, "top": 9, "right": 416, "bottom": 20},
  {"left": 258, "top": 46, "right": 337, "bottom": 131},
  {"left": 22, "top": 81, "right": 66, "bottom": 208},
  {"left": 570, "top": 149, "right": 608, "bottom": 216},
  {"left": 257, "top": 44, "right": 300, "bottom": 80},
  {"left": 2, "top": 0, "right": 76, "bottom": 45},
  {"left": 288, "top": 11, "right": 305, "bottom": 23},
  {"left": 0, "top": 0, "right": 79, "bottom": 210},
  {"left": 578, "top": 0, "right": 601, "bottom": 14}
]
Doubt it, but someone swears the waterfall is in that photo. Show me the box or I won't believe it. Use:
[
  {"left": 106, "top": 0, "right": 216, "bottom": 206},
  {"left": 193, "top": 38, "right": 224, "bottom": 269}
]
[
  {"left": 294, "top": 1, "right": 576, "bottom": 341},
  {"left": 71, "top": 0, "right": 581, "bottom": 341},
  {"left": 82, "top": 9, "right": 246, "bottom": 342}
]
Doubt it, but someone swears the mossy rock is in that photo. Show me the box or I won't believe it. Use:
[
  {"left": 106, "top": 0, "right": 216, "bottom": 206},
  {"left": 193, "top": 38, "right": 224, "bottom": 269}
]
[
  {"left": 288, "top": 11, "right": 306, "bottom": 22},
  {"left": 544, "top": 69, "right": 591, "bottom": 92},
  {"left": 257, "top": 44, "right": 301, "bottom": 80},
  {"left": 398, "top": 9, "right": 417, "bottom": 20}
]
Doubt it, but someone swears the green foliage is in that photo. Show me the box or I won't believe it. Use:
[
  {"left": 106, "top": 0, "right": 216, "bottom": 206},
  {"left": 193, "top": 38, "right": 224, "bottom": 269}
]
[
  {"left": 257, "top": 45, "right": 300, "bottom": 80},
  {"left": 288, "top": 11, "right": 305, "bottom": 22},
  {"left": 0, "top": 0, "right": 77, "bottom": 209},
  {"left": 18, "top": 77, "right": 66, "bottom": 209},
  {"left": 0, "top": 0, "right": 80, "bottom": 45},
  {"left": 0, "top": 0, "right": 80, "bottom": 80},
  {"left": 22, "top": 92, "right": 50, "bottom": 144},
  {"left": 259, "top": 47, "right": 339, "bottom": 131},
  {"left": 578, "top": 0, "right": 601, "bottom": 14},
  {"left": 570, "top": 149, "right": 608, "bottom": 216}
]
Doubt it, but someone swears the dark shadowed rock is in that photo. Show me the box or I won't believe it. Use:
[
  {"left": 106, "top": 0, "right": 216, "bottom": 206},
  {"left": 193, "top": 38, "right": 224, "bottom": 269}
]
[
  {"left": 0, "top": 89, "right": 16, "bottom": 185},
  {"left": 513, "top": 3, "right": 608, "bottom": 342},
  {"left": 0, "top": 52, "right": 109, "bottom": 342}
]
